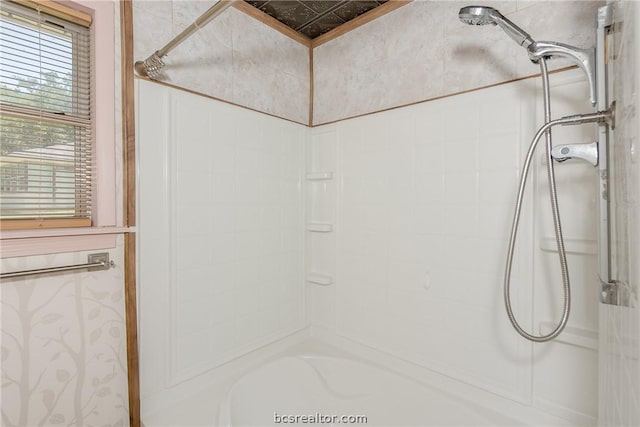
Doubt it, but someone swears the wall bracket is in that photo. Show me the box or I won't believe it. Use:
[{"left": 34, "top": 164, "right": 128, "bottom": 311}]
[{"left": 600, "top": 279, "right": 634, "bottom": 307}]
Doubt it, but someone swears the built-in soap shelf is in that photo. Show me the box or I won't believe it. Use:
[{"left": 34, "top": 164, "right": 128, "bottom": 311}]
[
  {"left": 306, "top": 222, "right": 333, "bottom": 232},
  {"left": 306, "top": 273, "right": 333, "bottom": 286},
  {"left": 306, "top": 172, "right": 334, "bottom": 181},
  {"left": 540, "top": 237, "right": 596, "bottom": 255},
  {"left": 539, "top": 322, "right": 598, "bottom": 350}
]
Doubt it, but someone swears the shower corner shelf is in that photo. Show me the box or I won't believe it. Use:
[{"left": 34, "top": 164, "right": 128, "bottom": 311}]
[
  {"left": 306, "top": 274, "right": 333, "bottom": 286},
  {"left": 306, "top": 223, "right": 334, "bottom": 232},
  {"left": 306, "top": 172, "right": 334, "bottom": 181}
]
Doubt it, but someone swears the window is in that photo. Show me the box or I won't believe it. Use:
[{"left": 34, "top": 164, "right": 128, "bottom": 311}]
[
  {"left": 0, "top": 1, "right": 92, "bottom": 230},
  {"left": 0, "top": 162, "right": 27, "bottom": 192}
]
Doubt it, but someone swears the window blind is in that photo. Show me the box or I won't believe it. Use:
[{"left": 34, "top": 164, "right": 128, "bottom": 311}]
[{"left": 0, "top": 1, "right": 92, "bottom": 229}]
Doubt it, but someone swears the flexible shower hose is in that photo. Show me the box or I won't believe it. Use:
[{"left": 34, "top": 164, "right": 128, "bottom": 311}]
[{"left": 504, "top": 58, "right": 571, "bottom": 342}]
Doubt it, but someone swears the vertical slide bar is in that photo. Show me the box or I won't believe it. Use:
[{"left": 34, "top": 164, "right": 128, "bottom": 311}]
[{"left": 596, "top": 5, "right": 612, "bottom": 291}]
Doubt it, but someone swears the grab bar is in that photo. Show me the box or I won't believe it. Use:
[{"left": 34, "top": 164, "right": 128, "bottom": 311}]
[{"left": 1, "top": 253, "right": 114, "bottom": 279}]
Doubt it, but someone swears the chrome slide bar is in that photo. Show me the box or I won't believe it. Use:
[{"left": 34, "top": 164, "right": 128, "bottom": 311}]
[{"left": 594, "top": 5, "right": 630, "bottom": 306}]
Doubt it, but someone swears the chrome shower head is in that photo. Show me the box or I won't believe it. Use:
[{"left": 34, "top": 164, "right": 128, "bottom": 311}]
[
  {"left": 458, "top": 5, "right": 597, "bottom": 105},
  {"left": 458, "top": 6, "right": 534, "bottom": 48},
  {"left": 458, "top": 5, "right": 498, "bottom": 25}
]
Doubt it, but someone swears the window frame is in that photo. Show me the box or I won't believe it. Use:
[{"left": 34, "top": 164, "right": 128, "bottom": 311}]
[
  {"left": 0, "top": 0, "right": 122, "bottom": 257},
  {"left": 1, "top": 1, "right": 93, "bottom": 229}
]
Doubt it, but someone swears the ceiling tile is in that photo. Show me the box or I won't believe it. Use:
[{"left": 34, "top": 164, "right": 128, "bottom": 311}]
[
  {"left": 244, "top": 0, "right": 389, "bottom": 39},
  {"left": 300, "top": 0, "right": 343, "bottom": 14},
  {"left": 333, "top": 1, "right": 379, "bottom": 21},
  {"left": 300, "top": 12, "right": 345, "bottom": 38},
  {"left": 259, "top": 1, "right": 317, "bottom": 28},
  {"left": 245, "top": 0, "right": 268, "bottom": 8}
]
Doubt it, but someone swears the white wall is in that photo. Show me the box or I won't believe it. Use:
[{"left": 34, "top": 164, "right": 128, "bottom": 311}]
[
  {"left": 133, "top": 1, "right": 310, "bottom": 125},
  {"left": 313, "top": 0, "right": 604, "bottom": 125},
  {"left": 600, "top": 1, "right": 640, "bottom": 425},
  {"left": 308, "top": 68, "right": 600, "bottom": 424},
  {"left": 1, "top": 2, "right": 129, "bottom": 426},
  {"left": 136, "top": 80, "right": 307, "bottom": 415},
  {"left": 531, "top": 72, "right": 599, "bottom": 421}
]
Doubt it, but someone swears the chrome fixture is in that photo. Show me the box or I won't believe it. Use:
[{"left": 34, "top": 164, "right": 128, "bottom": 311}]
[
  {"left": 594, "top": 6, "right": 628, "bottom": 307},
  {"left": 1, "top": 253, "right": 114, "bottom": 279},
  {"left": 458, "top": 6, "right": 596, "bottom": 105},
  {"left": 458, "top": 6, "right": 534, "bottom": 47},
  {"left": 459, "top": 5, "right": 616, "bottom": 341},
  {"left": 502, "top": 76, "right": 613, "bottom": 341},
  {"left": 528, "top": 42, "right": 597, "bottom": 106},
  {"left": 135, "top": 0, "right": 238, "bottom": 79}
]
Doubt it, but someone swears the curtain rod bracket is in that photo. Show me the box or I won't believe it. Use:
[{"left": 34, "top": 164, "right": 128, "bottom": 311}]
[{"left": 134, "top": 0, "right": 238, "bottom": 79}]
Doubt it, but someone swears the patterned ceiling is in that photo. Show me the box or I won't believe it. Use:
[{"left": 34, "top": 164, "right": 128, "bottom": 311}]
[{"left": 245, "top": 0, "right": 389, "bottom": 39}]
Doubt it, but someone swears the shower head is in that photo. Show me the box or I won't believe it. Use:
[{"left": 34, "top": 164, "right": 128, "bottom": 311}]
[
  {"left": 458, "top": 5, "right": 497, "bottom": 25},
  {"left": 458, "top": 6, "right": 534, "bottom": 48},
  {"left": 458, "top": 5, "right": 597, "bottom": 105}
]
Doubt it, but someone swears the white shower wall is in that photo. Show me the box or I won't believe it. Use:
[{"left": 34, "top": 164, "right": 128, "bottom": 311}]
[
  {"left": 136, "top": 68, "right": 601, "bottom": 423},
  {"left": 136, "top": 80, "right": 307, "bottom": 413},
  {"left": 308, "top": 68, "right": 599, "bottom": 424},
  {"left": 131, "top": 1, "right": 640, "bottom": 424}
]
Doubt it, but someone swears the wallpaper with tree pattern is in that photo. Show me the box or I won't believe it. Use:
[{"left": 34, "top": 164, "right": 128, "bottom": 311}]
[{"left": 1, "top": 239, "right": 129, "bottom": 427}]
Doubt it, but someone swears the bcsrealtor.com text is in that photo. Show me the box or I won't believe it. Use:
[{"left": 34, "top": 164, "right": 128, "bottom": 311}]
[{"left": 274, "top": 412, "right": 368, "bottom": 424}]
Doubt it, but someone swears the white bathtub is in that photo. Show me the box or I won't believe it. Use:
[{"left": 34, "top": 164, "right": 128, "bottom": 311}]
[
  {"left": 142, "top": 331, "right": 575, "bottom": 427},
  {"left": 217, "top": 354, "right": 520, "bottom": 426}
]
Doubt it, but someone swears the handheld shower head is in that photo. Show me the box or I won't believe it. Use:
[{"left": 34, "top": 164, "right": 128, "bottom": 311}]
[
  {"left": 458, "top": 5, "right": 597, "bottom": 105},
  {"left": 458, "top": 6, "right": 534, "bottom": 48},
  {"left": 458, "top": 5, "right": 499, "bottom": 25}
]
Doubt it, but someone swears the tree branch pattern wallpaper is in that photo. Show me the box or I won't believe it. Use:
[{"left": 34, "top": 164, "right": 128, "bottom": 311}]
[{"left": 1, "top": 239, "right": 129, "bottom": 427}]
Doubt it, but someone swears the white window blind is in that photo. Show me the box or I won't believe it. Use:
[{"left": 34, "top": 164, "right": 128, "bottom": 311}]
[{"left": 0, "top": 1, "right": 92, "bottom": 229}]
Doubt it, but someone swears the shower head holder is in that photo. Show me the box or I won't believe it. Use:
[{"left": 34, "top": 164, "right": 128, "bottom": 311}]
[
  {"left": 458, "top": 6, "right": 597, "bottom": 106},
  {"left": 528, "top": 41, "right": 597, "bottom": 106}
]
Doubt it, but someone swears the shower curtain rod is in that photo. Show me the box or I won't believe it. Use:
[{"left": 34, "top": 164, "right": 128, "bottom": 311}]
[{"left": 134, "top": 0, "right": 239, "bottom": 79}]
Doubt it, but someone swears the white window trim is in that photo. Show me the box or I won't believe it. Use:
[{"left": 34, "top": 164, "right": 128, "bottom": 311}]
[{"left": 0, "top": 0, "right": 124, "bottom": 258}]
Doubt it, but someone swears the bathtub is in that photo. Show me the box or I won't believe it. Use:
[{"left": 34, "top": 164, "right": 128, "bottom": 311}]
[
  {"left": 217, "top": 354, "right": 520, "bottom": 426},
  {"left": 142, "top": 331, "right": 574, "bottom": 427}
]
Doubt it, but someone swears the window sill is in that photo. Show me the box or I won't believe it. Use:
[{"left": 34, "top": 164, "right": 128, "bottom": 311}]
[{"left": 0, "top": 226, "right": 133, "bottom": 258}]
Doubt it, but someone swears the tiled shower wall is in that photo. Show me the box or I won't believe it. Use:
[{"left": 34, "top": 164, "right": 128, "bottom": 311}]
[
  {"left": 136, "top": 80, "right": 306, "bottom": 414},
  {"left": 133, "top": 0, "right": 309, "bottom": 125},
  {"left": 313, "top": 0, "right": 604, "bottom": 125},
  {"left": 309, "top": 68, "right": 601, "bottom": 423},
  {"left": 600, "top": 1, "right": 640, "bottom": 426}
]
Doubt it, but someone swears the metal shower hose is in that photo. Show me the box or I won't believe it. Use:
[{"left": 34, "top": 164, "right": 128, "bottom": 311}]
[{"left": 504, "top": 57, "right": 571, "bottom": 342}]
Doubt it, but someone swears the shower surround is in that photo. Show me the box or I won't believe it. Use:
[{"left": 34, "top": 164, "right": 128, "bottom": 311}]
[
  {"left": 132, "top": 1, "right": 639, "bottom": 426},
  {"left": 308, "top": 68, "right": 599, "bottom": 424}
]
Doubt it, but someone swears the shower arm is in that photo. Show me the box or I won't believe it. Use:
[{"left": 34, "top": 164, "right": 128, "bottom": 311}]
[
  {"left": 528, "top": 41, "right": 597, "bottom": 106},
  {"left": 134, "top": 0, "right": 239, "bottom": 78}
]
